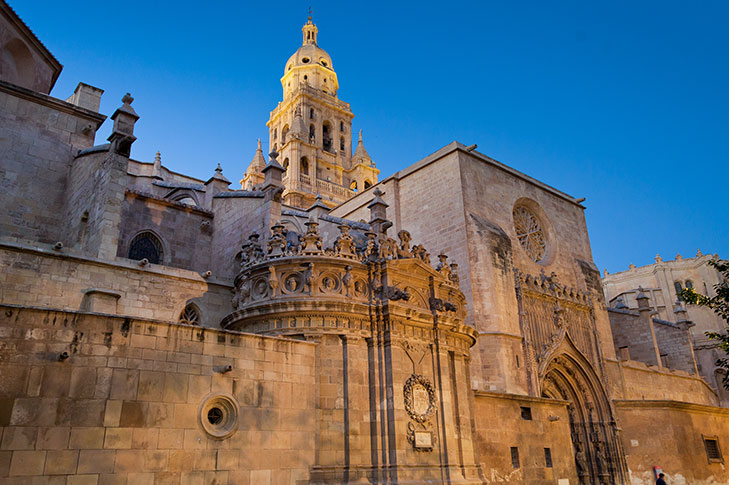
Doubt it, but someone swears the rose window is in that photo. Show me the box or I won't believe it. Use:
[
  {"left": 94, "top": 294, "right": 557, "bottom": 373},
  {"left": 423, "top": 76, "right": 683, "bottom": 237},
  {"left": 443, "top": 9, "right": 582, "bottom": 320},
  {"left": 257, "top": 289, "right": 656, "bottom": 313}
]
[{"left": 513, "top": 206, "right": 546, "bottom": 262}]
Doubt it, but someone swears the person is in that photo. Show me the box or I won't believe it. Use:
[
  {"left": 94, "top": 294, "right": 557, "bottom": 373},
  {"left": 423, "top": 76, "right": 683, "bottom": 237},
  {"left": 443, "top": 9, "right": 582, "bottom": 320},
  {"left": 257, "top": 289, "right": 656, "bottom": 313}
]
[{"left": 656, "top": 472, "right": 667, "bottom": 485}]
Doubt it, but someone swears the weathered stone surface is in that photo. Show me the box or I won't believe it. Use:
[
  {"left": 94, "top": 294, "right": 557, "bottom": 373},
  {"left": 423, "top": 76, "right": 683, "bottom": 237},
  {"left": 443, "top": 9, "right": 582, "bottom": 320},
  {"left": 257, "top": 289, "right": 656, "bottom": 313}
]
[{"left": 1, "top": 5, "right": 728, "bottom": 485}]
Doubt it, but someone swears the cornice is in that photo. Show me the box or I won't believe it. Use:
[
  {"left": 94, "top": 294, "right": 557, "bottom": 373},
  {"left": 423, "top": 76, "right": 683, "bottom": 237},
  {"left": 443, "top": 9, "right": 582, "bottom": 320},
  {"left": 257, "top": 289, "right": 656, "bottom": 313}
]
[
  {"left": 0, "top": 79, "right": 106, "bottom": 125},
  {"left": 613, "top": 399, "right": 729, "bottom": 416}
]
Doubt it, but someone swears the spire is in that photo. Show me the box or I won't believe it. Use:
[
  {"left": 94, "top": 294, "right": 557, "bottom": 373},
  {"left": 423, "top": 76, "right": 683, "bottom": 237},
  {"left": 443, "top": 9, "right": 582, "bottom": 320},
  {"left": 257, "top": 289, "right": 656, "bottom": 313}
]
[
  {"left": 249, "top": 139, "right": 267, "bottom": 171},
  {"left": 290, "top": 104, "right": 306, "bottom": 138},
  {"left": 212, "top": 163, "right": 230, "bottom": 183},
  {"left": 302, "top": 12, "right": 318, "bottom": 45},
  {"left": 153, "top": 151, "right": 162, "bottom": 180},
  {"left": 353, "top": 129, "right": 371, "bottom": 164}
]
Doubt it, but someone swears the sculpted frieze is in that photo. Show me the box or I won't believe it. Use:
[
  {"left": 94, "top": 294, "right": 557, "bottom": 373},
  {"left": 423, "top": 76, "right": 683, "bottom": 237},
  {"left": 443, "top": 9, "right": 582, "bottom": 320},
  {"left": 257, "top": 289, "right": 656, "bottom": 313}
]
[{"left": 224, "top": 217, "right": 476, "bottom": 353}]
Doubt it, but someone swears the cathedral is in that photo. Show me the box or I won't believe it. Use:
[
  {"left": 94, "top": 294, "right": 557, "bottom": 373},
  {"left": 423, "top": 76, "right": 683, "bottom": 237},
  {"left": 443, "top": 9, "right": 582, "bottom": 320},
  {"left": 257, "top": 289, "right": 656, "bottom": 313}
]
[{"left": 1, "top": 2, "right": 728, "bottom": 484}]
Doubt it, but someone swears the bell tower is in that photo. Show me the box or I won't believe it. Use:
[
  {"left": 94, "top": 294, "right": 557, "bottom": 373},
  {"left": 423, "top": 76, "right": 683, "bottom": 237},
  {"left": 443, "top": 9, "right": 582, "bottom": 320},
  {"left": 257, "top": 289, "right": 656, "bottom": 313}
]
[{"left": 264, "top": 16, "right": 379, "bottom": 209}]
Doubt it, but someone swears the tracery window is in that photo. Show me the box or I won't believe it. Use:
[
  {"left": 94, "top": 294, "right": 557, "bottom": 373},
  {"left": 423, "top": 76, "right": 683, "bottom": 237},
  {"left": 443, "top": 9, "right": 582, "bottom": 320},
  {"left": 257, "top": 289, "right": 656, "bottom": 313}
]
[
  {"left": 513, "top": 206, "right": 546, "bottom": 262},
  {"left": 179, "top": 304, "right": 200, "bottom": 325},
  {"left": 128, "top": 231, "right": 163, "bottom": 264}
]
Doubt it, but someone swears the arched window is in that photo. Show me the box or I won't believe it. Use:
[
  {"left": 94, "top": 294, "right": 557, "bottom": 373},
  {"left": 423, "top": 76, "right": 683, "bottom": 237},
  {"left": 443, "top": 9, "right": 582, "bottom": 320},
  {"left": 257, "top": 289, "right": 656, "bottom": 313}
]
[
  {"left": 273, "top": 128, "right": 277, "bottom": 140},
  {"left": 175, "top": 196, "right": 197, "bottom": 207},
  {"left": 1, "top": 38, "right": 36, "bottom": 89},
  {"left": 309, "top": 124, "right": 316, "bottom": 143},
  {"left": 282, "top": 125, "right": 289, "bottom": 144},
  {"left": 179, "top": 303, "right": 200, "bottom": 325},
  {"left": 310, "top": 108, "right": 315, "bottom": 120},
  {"left": 340, "top": 137, "right": 345, "bottom": 152},
  {"left": 322, "top": 121, "right": 332, "bottom": 152},
  {"left": 340, "top": 121, "right": 345, "bottom": 132},
  {"left": 674, "top": 281, "right": 684, "bottom": 300},
  {"left": 128, "top": 231, "right": 164, "bottom": 264},
  {"left": 350, "top": 180, "right": 358, "bottom": 192},
  {"left": 300, "top": 157, "right": 309, "bottom": 175},
  {"left": 364, "top": 180, "right": 372, "bottom": 189},
  {"left": 282, "top": 158, "right": 289, "bottom": 173},
  {"left": 685, "top": 280, "right": 693, "bottom": 289}
]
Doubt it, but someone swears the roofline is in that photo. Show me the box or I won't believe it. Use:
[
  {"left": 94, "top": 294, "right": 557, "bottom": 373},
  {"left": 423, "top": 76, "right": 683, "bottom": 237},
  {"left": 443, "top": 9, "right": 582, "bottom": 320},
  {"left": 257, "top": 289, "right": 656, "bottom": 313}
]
[
  {"left": 332, "top": 141, "right": 585, "bottom": 213},
  {"left": 0, "top": 79, "right": 106, "bottom": 125},
  {"left": 602, "top": 253, "right": 723, "bottom": 281},
  {"left": 1, "top": 0, "right": 63, "bottom": 91}
]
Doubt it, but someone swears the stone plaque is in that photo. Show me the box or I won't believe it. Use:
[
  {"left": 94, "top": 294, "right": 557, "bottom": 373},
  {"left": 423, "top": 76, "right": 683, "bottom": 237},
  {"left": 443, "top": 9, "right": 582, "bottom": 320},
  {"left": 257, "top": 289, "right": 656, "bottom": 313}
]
[{"left": 414, "top": 431, "right": 433, "bottom": 449}]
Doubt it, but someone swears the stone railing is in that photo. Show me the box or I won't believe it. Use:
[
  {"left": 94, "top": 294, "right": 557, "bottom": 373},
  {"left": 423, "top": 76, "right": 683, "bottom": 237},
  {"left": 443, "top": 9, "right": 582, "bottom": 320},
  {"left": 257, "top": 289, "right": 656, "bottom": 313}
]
[
  {"left": 315, "top": 178, "right": 354, "bottom": 198},
  {"left": 300, "top": 174, "right": 311, "bottom": 185}
]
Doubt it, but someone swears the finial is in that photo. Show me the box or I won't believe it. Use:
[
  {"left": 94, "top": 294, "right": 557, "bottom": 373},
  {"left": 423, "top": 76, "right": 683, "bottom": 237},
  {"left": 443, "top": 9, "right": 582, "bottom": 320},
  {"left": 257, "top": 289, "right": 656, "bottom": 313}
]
[
  {"left": 315, "top": 194, "right": 322, "bottom": 201},
  {"left": 122, "top": 93, "right": 134, "bottom": 105},
  {"left": 697, "top": 248, "right": 703, "bottom": 257},
  {"left": 257, "top": 138, "right": 262, "bottom": 150},
  {"left": 655, "top": 254, "right": 662, "bottom": 263},
  {"left": 308, "top": 6, "right": 312, "bottom": 20},
  {"left": 603, "top": 268, "right": 608, "bottom": 277},
  {"left": 154, "top": 151, "right": 161, "bottom": 163},
  {"left": 358, "top": 129, "right": 363, "bottom": 141},
  {"left": 675, "top": 253, "right": 683, "bottom": 260},
  {"left": 629, "top": 263, "right": 636, "bottom": 270},
  {"left": 216, "top": 163, "right": 223, "bottom": 173}
]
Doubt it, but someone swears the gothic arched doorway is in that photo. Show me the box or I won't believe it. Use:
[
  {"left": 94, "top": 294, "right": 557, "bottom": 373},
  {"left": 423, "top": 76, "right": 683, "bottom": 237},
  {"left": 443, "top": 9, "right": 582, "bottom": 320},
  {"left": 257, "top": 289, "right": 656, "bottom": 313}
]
[{"left": 540, "top": 348, "right": 626, "bottom": 485}]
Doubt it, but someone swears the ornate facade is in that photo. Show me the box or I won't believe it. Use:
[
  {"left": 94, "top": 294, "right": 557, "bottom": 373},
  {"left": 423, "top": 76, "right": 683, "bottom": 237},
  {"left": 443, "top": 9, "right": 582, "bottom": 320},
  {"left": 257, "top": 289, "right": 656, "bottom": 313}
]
[{"left": 1, "top": 3, "right": 728, "bottom": 484}]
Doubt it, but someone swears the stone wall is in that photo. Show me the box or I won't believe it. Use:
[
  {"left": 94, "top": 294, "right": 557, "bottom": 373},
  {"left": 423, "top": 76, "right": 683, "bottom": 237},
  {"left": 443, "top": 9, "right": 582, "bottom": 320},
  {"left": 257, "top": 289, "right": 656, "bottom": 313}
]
[
  {"left": 605, "top": 359, "right": 718, "bottom": 405},
  {"left": 653, "top": 320, "right": 697, "bottom": 374},
  {"left": 0, "top": 11, "right": 59, "bottom": 94},
  {"left": 0, "top": 244, "right": 232, "bottom": 328},
  {"left": 118, "top": 192, "right": 214, "bottom": 273},
  {"left": 608, "top": 308, "right": 698, "bottom": 375},
  {"left": 0, "top": 83, "right": 104, "bottom": 245},
  {"left": 209, "top": 195, "right": 268, "bottom": 282},
  {"left": 473, "top": 392, "right": 577, "bottom": 484},
  {"left": 608, "top": 308, "right": 660, "bottom": 367},
  {"left": 0, "top": 305, "right": 316, "bottom": 484},
  {"left": 615, "top": 401, "right": 729, "bottom": 485}
]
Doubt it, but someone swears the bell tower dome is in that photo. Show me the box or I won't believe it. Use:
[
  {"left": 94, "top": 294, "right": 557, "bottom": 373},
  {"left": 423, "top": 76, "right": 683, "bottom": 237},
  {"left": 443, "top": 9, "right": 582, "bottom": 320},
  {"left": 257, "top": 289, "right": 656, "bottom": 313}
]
[
  {"left": 266, "top": 16, "right": 379, "bottom": 209},
  {"left": 280, "top": 16, "right": 339, "bottom": 99}
]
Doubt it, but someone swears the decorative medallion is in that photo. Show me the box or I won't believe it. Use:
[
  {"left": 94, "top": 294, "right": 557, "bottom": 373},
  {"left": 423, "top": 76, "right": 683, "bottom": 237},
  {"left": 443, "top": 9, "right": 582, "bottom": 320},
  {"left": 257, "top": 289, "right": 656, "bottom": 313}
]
[
  {"left": 283, "top": 273, "right": 302, "bottom": 293},
  {"left": 252, "top": 278, "right": 268, "bottom": 298},
  {"left": 403, "top": 374, "right": 436, "bottom": 423},
  {"left": 319, "top": 272, "right": 341, "bottom": 293},
  {"left": 513, "top": 205, "right": 546, "bottom": 262}
]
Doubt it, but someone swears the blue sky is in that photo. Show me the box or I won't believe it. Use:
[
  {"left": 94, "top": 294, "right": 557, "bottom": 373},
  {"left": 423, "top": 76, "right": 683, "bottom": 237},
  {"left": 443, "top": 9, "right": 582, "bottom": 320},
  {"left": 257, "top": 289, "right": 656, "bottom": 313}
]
[{"left": 15, "top": 1, "right": 728, "bottom": 274}]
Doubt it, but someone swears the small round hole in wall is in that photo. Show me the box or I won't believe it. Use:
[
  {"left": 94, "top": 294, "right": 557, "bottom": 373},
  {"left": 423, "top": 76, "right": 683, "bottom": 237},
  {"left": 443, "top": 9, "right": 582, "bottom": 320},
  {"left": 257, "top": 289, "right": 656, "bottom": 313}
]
[{"left": 199, "top": 393, "right": 239, "bottom": 439}]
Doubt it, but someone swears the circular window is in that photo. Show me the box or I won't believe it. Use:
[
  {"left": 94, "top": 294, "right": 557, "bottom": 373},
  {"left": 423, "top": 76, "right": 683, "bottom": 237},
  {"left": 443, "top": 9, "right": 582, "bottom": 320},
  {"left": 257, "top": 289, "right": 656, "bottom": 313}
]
[
  {"left": 321, "top": 59, "right": 328, "bottom": 67},
  {"left": 513, "top": 205, "right": 547, "bottom": 263},
  {"left": 199, "top": 393, "right": 239, "bottom": 439},
  {"left": 301, "top": 57, "right": 310, "bottom": 63}
]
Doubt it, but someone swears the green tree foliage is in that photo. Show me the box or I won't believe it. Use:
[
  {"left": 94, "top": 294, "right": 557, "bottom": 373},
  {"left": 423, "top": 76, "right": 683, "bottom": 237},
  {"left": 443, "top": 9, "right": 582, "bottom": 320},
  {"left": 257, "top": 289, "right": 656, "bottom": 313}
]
[{"left": 680, "top": 259, "right": 729, "bottom": 389}]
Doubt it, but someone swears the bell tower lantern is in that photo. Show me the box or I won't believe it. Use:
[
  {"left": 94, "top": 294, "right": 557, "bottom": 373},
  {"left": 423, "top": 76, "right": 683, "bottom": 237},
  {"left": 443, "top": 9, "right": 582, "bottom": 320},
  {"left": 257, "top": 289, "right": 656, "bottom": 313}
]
[{"left": 265, "top": 16, "right": 379, "bottom": 209}]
